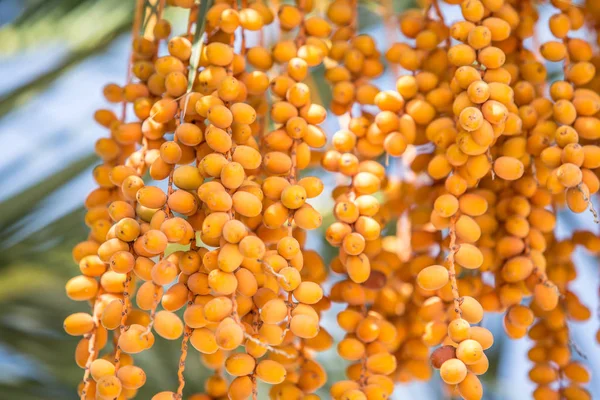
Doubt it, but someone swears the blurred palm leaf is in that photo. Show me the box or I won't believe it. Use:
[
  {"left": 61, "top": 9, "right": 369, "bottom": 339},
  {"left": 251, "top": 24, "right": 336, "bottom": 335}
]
[
  {"left": 0, "top": 0, "right": 133, "bottom": 52},
  {"left": 0, "top": 26, "right": 129, "bottom": 118},
  {"left": 0, "top": 0, "right": 133, "bottom": 118},
  {"left": 0, "top": 155, "right": 96, "bottom": 241}
]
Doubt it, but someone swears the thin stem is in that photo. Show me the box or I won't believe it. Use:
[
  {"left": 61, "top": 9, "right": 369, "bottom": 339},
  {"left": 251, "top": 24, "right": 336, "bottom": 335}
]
[
  {"left": 263, "top": 261, "right": 289, "bottom": 284},
  {"left": 432, "top": 0, "right": 451, "bottom": 50},
  {"left": 350, "top": 0, "right": 358, "bottom": 36},
  {"left": 382, "top": 0, "right": 400, "bottom": 79},
  {"left": 295, "top": 0, "right": 307, "bottom": 47},
  {"left": 281, "top": 292, "right": 294, "bottom": 337},
  {"left": 243, "top": 333, "right": 295, "bottom": 358},
  {"left": 165, "top": 168, "right": 175, "bottom": 218},
  {"left": 577, "top": 183, "right": 599, "bottom": 223},
  {"left": 241, "top": 0, "right": 248, "bottom": 56},
  {"left": 176, "top": 292, "right": 194, "bottom": 398},
  {"left": 80, "top": 293, "right": 103, "bottom": 400},
  {"left": 114, "top": 272, "right": 132, "bottom": 370},
  {"left": 446, "top": 215, "right": 462, "bottom": 318},
  {"left": 175, "top": 325, "right": 192, "bottom": 398},
  {"left": 487, "top": 149, "right": 495, "bottom": 180},
  {"left": 179, "top": 4, "right": 201, "bottom": 125},
  {"left": 143, "top": 283, "right": 162, "bottom": 336},
  {"left": 289, "top": 140, "right": 298, "bottom": 186},
  {"left": 120, "top": 0, "right": 145, "bottom": 121},
  {"left": 562, "top": 37, "right": 571, "bottom": 77},
  {"left": 251, "top": 373, "right": 258, "bottom": 400}
]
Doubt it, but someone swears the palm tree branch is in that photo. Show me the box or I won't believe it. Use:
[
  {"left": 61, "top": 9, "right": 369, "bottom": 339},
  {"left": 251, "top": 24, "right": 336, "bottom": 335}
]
[{"left": 0, "top": 23, "right": 130, "bottom": 119}]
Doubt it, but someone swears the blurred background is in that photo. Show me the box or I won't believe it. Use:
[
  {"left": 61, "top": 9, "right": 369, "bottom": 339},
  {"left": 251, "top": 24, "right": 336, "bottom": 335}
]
[{"left": 0, "top": 0, "right": 599, "bottom": 399}]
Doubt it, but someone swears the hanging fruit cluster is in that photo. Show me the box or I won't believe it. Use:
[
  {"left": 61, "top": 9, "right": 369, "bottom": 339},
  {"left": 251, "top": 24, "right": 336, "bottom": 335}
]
[{"left": 67, "top": 0, "right": 600, "bottom": 399}]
